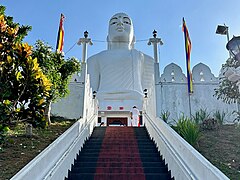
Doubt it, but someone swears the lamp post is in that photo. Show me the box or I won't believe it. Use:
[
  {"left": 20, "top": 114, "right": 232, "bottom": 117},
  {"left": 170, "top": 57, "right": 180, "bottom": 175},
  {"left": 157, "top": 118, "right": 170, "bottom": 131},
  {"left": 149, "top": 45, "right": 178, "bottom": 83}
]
[
  {"left": 224, "top": 36, "right": 240, "bottom": 115},
  {"left": 216, "top": 24, "right": 230, "bottom": 42},
  {"left": 77, "top": 31, "right": 93, "bottom": 82},
  {"left": 225, "top": 36, "right": 240, "bottom": 91},
  {"left": 216, "top": 24, "right": 240, "bottom": 90},
  {"left": 77, "top": 31, "right": 93, "bottom": 63},
  {"left": 148, "top": 30, "right": 163, "bottom": 63},
  {"left": 226, "top": 36, "right": 240, "bottom": 61},
  {"left": 216, "top": 24, "right": 231, "bottom": 58},
  {"left": 147, "top": 30, "right": 163, "bottom": 117}
]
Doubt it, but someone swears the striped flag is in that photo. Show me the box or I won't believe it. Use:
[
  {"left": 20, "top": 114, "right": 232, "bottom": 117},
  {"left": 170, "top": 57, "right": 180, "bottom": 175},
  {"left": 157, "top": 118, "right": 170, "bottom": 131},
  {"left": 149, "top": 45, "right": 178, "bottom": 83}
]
[
  {"left": 182, "top": 18, "right": 193, "bottom": 94},
  {"left": 56, "top": 13, "right": 65, "bottom": 52}
]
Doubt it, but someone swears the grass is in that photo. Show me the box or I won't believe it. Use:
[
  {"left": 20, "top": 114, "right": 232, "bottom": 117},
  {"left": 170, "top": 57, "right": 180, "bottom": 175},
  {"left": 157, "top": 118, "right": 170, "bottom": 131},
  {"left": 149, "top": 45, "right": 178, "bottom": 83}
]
[
  {"left": 197, "top": 124, "right": 240, "bottom": 180},
  {"left": 0, "top": 119, "right": 75, "bottom": 180}
]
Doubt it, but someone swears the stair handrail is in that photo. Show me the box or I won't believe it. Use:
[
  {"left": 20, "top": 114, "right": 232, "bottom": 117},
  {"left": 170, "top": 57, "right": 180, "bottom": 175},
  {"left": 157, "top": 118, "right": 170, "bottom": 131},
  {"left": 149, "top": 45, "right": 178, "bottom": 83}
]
[
  {"left": 43, "top": 113, "right": 97, "bottom": 180},
  {"left": 143, "top": 113, "right": 229, "bottom": 180},
  {"left": 11, "top": 113, "right": 97, "bottom": 180}
]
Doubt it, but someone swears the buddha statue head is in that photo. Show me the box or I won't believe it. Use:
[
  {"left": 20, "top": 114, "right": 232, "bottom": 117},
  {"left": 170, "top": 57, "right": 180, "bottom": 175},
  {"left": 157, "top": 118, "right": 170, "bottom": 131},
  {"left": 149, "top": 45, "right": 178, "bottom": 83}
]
[{"left": 107, "top": 12, "right": 135, "bottom": 50}]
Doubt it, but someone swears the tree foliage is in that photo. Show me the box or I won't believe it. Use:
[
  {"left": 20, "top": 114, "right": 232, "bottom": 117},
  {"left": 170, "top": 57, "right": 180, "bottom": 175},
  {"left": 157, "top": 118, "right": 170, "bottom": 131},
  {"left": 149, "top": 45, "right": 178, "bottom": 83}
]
[
  {"left": 214, "top": 57, "right": 240, "bottom": 104},
  {"left": 0, "top": 6, "right": 51, "bottom": 130},
  {"left": 0, "top": 5, "right": 81, "bottom": 137},
  {"left": 31, "top": 40, "right": 81, "bottom": 124},
  {"left": 32, "top": 40, "right": 81, "bottom": 103}
]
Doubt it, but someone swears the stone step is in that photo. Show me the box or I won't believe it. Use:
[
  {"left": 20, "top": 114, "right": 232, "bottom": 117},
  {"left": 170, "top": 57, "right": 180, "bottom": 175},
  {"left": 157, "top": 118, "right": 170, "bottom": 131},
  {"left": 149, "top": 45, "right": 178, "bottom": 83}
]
[
  {"left": 76, "top": 156, "right": 164, "bottom": 163},
  {"left": 70, "top": 166, "right": 169, "bottom": 174},
  {"left": 85, "top": 139, "right": 154, "bottom": 144},
  {"left": 72, "top": 161, "right": 166, "bottom": 168},
  {"left": 67, "top": 127, "right": 172, "bottom": 180},
  {"left": 77, "top": 152, "right": 162, "bottom": 158},
  {"left": 66, "top": 172, "right": 172, "bottom": 180},
  {"left": 82, "top": 144, "right": 157, "bottom": 149},
  {"left": 79, "top": 148, "right": 159, "bottom": 154}
]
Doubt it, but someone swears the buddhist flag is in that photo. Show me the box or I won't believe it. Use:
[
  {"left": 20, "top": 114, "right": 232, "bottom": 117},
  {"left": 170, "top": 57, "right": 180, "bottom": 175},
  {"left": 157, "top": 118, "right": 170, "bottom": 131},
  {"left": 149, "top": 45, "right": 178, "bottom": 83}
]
[
  {"left": 56, "top": 13, "right": 65, "bottom": 52},
  {"left": 182, "top": 18, "right": 193, "bottom": 94}
]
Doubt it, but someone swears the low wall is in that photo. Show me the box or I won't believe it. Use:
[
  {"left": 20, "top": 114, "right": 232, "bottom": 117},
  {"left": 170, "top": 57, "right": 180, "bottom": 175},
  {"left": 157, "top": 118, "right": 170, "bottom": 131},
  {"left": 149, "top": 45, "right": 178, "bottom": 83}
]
[{"left": 157, "top": 63, "right": 237, "bottom": 122}]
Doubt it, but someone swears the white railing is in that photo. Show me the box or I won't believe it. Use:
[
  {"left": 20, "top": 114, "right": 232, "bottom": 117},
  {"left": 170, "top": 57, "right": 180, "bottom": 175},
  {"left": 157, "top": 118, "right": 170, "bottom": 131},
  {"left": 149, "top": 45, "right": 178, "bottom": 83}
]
[
  {"left": 143, "top": 113, "right": 230, "bottom": 180},
  {"left": 142, "top": 80, "right": 229, "bottom": 180},
  {"left": 11, "top": 70, "right": 98, "bottom": 180},
  {"left": 11, "top": 114, "right": 97, "bottom": 180}
]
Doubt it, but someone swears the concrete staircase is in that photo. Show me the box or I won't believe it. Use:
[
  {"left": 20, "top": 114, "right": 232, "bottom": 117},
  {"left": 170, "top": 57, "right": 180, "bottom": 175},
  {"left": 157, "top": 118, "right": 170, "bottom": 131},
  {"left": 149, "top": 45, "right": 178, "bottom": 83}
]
[{"left": 66, "top": 126, "right": 173, "bottom": 180}]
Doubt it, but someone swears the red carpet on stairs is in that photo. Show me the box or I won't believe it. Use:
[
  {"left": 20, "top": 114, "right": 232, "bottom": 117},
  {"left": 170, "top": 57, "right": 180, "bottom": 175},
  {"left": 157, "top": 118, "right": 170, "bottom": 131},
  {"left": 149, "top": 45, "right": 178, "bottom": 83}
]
[
  {"left": 94, "top": 127, "right": 145, "bottom": 180},
  {"left": 66, "top": 126, "right": 173, "bottom": 180}
]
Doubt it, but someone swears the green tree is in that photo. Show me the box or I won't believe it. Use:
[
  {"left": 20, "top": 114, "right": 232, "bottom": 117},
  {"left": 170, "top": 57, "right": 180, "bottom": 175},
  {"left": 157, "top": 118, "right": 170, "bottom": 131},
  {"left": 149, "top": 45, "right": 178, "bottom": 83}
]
[
  {"left": 214, "top": 58, "right": 240, "bottom": 104},
  {"left": 0, "top": 5, "right": 51, "bottom": 132},
  {"left": 31, "top": 40, "right": 81, "bottom": 124},
  {"left": 0, "top": 5, "right": 80, "bottom": 141}
]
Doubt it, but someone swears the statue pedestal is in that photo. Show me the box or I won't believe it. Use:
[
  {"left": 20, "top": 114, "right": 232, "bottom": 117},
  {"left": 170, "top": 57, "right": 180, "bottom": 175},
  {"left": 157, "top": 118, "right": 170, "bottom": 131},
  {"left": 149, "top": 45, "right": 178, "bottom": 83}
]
[{"left": 98, "top": 99, "right": 143, "bottom": 112}]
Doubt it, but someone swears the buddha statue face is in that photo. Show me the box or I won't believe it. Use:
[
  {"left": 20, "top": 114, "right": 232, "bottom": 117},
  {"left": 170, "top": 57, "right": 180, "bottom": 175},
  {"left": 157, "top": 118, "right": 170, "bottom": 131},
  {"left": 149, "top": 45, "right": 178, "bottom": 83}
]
[{"left": 107, "top": 13, "right": 135, "bottom": 49}]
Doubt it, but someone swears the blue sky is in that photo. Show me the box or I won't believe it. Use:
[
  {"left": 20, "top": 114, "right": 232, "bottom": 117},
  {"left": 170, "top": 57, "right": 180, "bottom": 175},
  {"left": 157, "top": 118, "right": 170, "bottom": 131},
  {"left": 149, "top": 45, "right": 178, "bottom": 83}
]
[{"left": 2, "top": 0, "right": 240, "bottom": 76}]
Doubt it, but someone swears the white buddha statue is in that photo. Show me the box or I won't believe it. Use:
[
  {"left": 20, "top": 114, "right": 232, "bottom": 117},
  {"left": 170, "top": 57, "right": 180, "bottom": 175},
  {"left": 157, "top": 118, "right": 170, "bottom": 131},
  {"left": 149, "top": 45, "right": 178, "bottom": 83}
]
[{"left": 87, "top": 12, "right": 154, "bottom": 111}]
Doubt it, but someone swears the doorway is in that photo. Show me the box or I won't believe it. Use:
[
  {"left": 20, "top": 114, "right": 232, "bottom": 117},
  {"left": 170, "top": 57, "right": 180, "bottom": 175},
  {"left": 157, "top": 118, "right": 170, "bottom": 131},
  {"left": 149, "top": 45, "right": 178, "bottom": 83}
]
[{"left": 107, "top": 117, "right": 128, "bottom": 126}]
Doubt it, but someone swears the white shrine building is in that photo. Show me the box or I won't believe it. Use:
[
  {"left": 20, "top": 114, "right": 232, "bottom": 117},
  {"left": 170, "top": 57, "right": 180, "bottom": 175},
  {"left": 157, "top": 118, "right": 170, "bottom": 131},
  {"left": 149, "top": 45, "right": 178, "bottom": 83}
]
[{"left": 52, "top": 13, "right": 237, "bottom": 126}]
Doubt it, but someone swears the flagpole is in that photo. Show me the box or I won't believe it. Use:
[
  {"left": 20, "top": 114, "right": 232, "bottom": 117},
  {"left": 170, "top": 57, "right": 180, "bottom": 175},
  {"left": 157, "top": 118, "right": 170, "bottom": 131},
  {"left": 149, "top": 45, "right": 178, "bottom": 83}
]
[
  {"left": 182, "top": 18, "right": 193, "bottom": 118},
  {"left": 188, "top": 93, "right": 192, "bottom": 118}
]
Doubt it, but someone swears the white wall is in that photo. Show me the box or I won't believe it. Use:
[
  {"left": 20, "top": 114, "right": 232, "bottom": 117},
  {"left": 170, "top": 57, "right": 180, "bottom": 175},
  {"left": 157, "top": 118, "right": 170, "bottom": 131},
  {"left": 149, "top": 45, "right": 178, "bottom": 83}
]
[
  {"left": 51, "top": 82, "right": 84, "bottom": 119},
  {"left": 157, "top": 63, "right": 237, "bottom": 122},
  {"left": 51, "top": 67, "right": 85, "bottom": 119}
]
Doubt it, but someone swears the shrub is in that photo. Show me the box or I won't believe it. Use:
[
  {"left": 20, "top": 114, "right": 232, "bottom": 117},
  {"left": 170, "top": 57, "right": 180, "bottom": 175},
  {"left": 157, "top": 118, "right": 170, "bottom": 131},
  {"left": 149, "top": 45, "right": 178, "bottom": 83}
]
[
  {"left": 213, "top": 110, "right": 226, "bottom": 125},
  {"left": 0, "top": 6, "right": 49, "bottom": 130},
  {"left": 192, "top": 108, "right": 210, "bottom": 125},
  {"left": 160, "top": 110, "right": 170, "bottom": 123},
  {"left": 0, "top": 124, "right": 10, "bottom": 145},
  {"left": 174, "top": 115, "right": 200, "bottom": 148}
]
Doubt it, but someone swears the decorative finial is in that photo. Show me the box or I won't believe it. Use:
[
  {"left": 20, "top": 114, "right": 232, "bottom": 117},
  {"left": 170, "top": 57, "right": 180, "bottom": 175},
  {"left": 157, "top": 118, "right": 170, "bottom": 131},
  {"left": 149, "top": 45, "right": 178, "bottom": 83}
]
[
  {"left": 93, "top": 91, "right": 97, "bottom": 99},
  {"left": 153, "top": 30, "right": 157, "bottom": 38},
  {"left": 143, "top": 89, "right": 148, "bottom": 98},
  {"left": 84, "top": 31, "right": 88, "bottom": 38}
]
